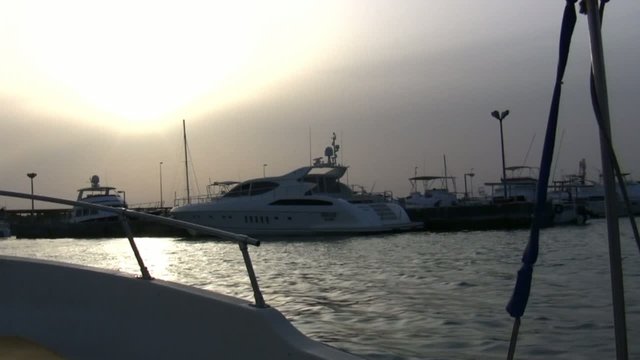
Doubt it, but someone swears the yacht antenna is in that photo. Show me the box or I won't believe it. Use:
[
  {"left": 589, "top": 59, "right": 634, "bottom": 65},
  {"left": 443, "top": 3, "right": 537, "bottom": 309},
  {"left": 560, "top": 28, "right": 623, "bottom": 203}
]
[
  {"left": 329, "top": 132, "right": 340, "bottom": 165},
  {"left": 183, "top": 119, "right": 191, "bottom": 204},
  {"left": 443, "top": 154, "right": 449, "bottom": 191},
  {"left": 309, "top": 127, "right": 312, "bottom": 166},
  {"left": 340, "top": 130, "right": 344, "bottom": 166}
]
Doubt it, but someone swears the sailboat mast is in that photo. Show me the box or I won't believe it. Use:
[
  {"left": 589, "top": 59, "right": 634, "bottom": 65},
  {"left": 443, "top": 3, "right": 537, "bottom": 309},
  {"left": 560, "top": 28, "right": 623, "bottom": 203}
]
[
  {"left": 183, "top": 119, "right": 191, "bottom": 204},
  {"left": 585, "top": 1, "right": 628, "bottom": 358}
]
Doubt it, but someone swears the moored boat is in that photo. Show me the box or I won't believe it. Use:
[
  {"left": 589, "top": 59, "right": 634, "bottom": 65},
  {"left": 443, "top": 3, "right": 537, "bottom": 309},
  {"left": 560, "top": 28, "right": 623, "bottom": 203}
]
[
  {"left": 7, "top": 176, "right": 185, "bottom": 239},
  {"left": 403, "top": 168, "right": 556, "bottom": 231},
  {"left": 400, "top": 176, "right": 459, "bottom": 210},
  {"left": 69, "top": 175, "right": 127, "bottom": 223},
  {"left": 170, "top": 134, "right": 420, "bottom": 237},
  {"left": 577, "top": 175, "right": 640, "bottom": 218}
]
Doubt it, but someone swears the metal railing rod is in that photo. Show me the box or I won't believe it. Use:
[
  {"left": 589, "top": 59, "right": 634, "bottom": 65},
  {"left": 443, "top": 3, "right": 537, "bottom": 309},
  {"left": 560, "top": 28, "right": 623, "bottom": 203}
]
[
  {"left": 118, "top": 214, "right": 153, "bottom": 280},
  {"left": 0, "top": 190, "right": 260, "bottom": 246},
  {"left": 0, "top": 190, "right": 266, "bottom": 307},
  {"left": 239, "top": 241, "right": 266, "bottom": 308}
]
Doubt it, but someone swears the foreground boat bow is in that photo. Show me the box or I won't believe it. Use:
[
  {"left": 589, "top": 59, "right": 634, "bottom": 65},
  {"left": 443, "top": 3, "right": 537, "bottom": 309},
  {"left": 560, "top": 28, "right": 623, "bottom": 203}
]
[
  {"left": 0, "top": 190, "right": 360, "bottom": 359},
  {"left": 0, "top": 256, "right": 357, "bottom": 359}
]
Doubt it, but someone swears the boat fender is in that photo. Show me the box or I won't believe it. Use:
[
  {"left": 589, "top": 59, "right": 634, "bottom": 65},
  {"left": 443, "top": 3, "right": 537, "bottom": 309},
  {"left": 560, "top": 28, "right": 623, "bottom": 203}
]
[{"left": 554, "top": 204, "right": 564, "bottom": 214}]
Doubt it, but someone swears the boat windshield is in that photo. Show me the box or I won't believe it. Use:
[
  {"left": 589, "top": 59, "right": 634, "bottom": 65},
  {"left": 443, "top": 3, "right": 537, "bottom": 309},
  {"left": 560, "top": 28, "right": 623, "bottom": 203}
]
[
  {"left": 306, "top": 178, "right": 351, "bottom": 196},
  {"left": 82, "top": 189, "right": 114, "bottom": 197},
  {"left": 223, "top": 181, "right": 279, "bottom": 198},
  {"left": 301, "top": 166, "right": 348, "bottom": 195},
  {"left": 304, "top": 166, "right": 346, "bottom": 179}
]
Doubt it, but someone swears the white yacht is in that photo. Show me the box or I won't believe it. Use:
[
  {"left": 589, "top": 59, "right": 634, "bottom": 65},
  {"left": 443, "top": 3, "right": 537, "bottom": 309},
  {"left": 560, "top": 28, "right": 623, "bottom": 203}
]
[
  {"left": 171, "top": 136, "right": 419, "bottom": 236},
  {"left": 559, "top": 160, "right": 640, "bottom": 218},
  {"left": 69, "top": 175, "right": 127, "bottom": 223},
  {"left": 576, "top": 176, "right": 640, "bottom": 217},
  {"left": 401, "top": 176, "right": 459, "bottom": 209},
  {"left": 485, "top": 166, "right": 538, "bottom": 202},
  {"left": 485, "top": 166, "right": 588, "bottom": 225}
]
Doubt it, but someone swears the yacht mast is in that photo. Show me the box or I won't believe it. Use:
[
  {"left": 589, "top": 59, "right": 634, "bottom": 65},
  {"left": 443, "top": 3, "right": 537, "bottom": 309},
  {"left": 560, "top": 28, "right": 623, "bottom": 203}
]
[
  {"left": 585, "top": 1, "right": 627, "bottom": 358},
  {"left": 183, "top": 119, "right": 191, "bottom": 204}
]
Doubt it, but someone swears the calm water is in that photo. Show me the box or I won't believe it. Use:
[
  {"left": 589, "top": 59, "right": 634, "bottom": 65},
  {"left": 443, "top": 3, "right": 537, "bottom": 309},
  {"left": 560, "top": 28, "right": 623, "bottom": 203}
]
[{"left": 1, "top": 218, "right": 639, "bottom": 359}]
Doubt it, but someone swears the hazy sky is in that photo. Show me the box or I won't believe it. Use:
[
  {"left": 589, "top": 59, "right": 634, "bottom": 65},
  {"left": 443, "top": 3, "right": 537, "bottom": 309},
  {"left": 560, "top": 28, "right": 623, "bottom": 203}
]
[{"left": 1, "top": 1, "right": 639, "bottom": 209}]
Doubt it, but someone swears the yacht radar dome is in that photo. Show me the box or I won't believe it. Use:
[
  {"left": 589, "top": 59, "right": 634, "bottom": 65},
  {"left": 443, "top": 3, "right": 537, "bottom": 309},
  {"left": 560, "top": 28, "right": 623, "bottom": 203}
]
[{"left": 90, "top": 175, "right": 100, "bottom": 188}]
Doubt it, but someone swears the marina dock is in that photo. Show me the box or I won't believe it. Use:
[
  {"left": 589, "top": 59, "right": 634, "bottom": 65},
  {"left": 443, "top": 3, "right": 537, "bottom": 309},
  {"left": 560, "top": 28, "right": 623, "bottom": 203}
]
[
  {"left": 4, "top": 208, "right": 188, "bottom": 238},
  {"left": 405, "top": 201, "right": 555, "bottom": 231}
]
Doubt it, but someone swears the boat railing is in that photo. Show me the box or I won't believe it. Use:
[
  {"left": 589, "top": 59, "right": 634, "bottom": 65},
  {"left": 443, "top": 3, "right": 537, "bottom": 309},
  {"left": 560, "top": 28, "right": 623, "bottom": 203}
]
[
  {"left": 0, "top": 189, "right": 266, "bottom": 308},
  {"left": 173, "top": 193, "right": 220, "bottom": 207}
]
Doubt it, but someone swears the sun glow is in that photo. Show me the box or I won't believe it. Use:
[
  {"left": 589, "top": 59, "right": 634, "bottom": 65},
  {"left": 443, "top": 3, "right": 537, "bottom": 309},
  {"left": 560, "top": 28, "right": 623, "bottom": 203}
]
[{"left": 3, "top": 1, "right": 344, "bottom": 132}]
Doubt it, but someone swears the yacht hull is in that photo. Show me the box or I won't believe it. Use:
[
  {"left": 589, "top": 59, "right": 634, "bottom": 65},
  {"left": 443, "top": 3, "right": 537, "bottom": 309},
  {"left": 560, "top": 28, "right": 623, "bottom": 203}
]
[{"left": 172, "top": 199, "right": 419, "bottom": 237}]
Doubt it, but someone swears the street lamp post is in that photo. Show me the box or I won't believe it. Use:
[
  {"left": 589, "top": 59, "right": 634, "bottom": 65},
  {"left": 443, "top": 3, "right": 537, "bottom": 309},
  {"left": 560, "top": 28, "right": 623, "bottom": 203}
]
[
  {"left": 491, "top": 109, "right": 510, "bottom": 199},
  {"left": 27, "top": 172, "right": 37, "bottom": 215},
  {"left": 159, "top": 161, "right": 164, "bottom": 208},
  {"left": 263, "top": 164, "right": 267, "bottom": 178}
]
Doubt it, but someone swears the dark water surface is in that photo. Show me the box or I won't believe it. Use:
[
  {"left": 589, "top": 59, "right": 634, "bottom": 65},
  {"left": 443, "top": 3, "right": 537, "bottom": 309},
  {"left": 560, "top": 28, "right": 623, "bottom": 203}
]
[{"left": 2, "top": 218, "right": 639, "bottom": 359}]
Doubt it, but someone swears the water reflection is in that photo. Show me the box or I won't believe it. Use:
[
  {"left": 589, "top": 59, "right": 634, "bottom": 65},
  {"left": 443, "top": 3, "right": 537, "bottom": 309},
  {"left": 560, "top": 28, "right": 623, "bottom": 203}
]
[{"left": 1, "top": 220, "right": 639, "bottom": 359}]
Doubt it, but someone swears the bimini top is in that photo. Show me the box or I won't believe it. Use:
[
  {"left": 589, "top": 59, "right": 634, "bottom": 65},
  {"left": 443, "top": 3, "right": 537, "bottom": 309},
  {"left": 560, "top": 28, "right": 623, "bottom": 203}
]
[
  {"left": 409, "top": 176, "right": 456, "bottom": 182},
  {"left": 75, "top": 175, "right": 121, "bottom": 201},
  {"left": 77, "top": 175, "right": 116, "bottom": 192}
]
